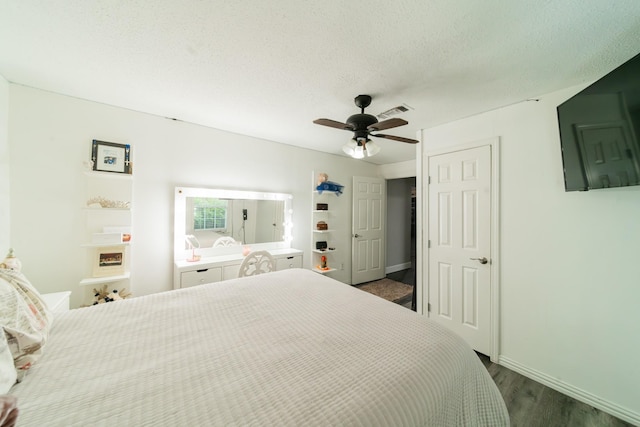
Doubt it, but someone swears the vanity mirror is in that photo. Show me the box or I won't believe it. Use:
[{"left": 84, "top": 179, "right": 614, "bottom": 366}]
[{"left": 174, "top": 187, "right": 293, "bottom": 260}]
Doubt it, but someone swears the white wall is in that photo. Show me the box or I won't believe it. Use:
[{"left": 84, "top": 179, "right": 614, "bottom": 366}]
[
  {"left": 421, "top": 86, "right": 640, "bottom": 423},
  {"left": 0, "top": 74, "right": 8, "bottom": 252},
  {"left": 8, "top": 84, "right": 378, "bottom": 308}
]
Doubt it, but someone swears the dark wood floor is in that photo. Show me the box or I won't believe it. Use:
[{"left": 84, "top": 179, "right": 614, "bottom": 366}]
[
  {"left": 386, "top": 269, "right": 631, "bottom": 427},
  {"left": 476, "top": 353, "right": 631, "bottom": 427}
]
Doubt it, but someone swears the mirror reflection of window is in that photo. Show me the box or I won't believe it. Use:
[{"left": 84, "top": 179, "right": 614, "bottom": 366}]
[{"left": 193, "top": 198, "right": 228, "bottom": 231}]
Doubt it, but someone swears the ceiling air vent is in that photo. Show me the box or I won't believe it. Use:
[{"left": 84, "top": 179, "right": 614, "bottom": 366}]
[{"left": 376, "top": 104, "right": 413, "bottom": 120}]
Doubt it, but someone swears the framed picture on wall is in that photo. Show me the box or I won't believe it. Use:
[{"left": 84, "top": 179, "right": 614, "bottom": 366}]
[
  {"left": 92, "top": 246, "right": 126, "bottom": 277},
  {"left": 92, "top": 140, "right": 131, "bottom": 174}
]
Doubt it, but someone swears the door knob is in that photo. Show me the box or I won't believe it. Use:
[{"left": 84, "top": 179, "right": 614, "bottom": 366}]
[
  {"left": 470, "top": 257, "right": 488, "bottom": 264},
  {"left": 354, "top": 234, "right": 361, "bottom": 238}
]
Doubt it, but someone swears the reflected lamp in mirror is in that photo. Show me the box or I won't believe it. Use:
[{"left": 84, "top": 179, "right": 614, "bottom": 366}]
[{"left": 185, "top": 235, "right": 201, "bottom": 262}]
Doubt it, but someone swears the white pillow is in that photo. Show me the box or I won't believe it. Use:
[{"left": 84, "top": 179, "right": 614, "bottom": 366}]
[
  {"left": 0, "top": 269, "right": 53, "bottom": 380},
  {"left": 0, "top": 332, "right": 17, "bottom": 393}
]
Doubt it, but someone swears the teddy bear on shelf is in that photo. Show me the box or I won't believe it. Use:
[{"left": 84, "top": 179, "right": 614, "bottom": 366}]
[
  {"left": 316, "top": 173, "right": 344, "bottom": 195},
  {"left": 92, "top": 284, "right": 132, "bottom": 305}
]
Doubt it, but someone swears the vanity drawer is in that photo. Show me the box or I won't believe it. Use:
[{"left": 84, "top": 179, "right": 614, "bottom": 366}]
[
  {"left": 222, "top": 264, "right": 241, "bottom": 281},
  {"left": 276, "top": 254, "right": 302, "bottom": 270},
  {"left": 181, "top": 267, "right": 222, "bottom": 288}
]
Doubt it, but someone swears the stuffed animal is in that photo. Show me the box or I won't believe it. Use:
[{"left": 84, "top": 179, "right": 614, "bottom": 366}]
[
  {"left": 92, "top": 285, "right": 132, "bottom": 305},
  {"left": 0, "top": 248, "right": 22, "bottom": 272},
  {"left": 316, "top": 173, "right": 344, "bottom": 195}
]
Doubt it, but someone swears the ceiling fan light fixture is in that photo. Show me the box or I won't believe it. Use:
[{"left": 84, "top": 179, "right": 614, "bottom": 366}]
[
  {"left": 342, "top": 139, "right": 357, "bottom": 156},
  {"left": 353, "top": 144, "right": 365, "bottom": 159},
  {"left": 317, "top": 95, "right": 416, "bottom": 159},
  {"left": 365, "top": 140, "right": 381, "bottom": 157}
]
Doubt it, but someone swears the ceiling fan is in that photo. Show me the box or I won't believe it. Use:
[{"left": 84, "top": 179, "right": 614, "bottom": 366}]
[{"left": 313, "top": 94, "right": 419, "bottom": 158}]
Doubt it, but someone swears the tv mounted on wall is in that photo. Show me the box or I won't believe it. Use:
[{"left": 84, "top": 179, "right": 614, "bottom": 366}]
[{"left": 557, "top": 53, "right": 640, "bottom": 192}]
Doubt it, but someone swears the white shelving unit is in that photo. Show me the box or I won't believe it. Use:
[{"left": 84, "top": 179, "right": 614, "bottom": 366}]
[
  {"left": 80, "top": 169, "right": 133, "bottom": 300},
  {"left": 311, "top": 181, "right": 339, "bottom": 274}
]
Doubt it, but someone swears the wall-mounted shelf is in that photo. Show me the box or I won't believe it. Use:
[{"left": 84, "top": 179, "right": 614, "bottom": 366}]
[
  {"left": 79, "top": 273, "right": 131, "bottom": 287},
  {"left": 312, "top": 249, "right": 337, "bottom": 254},
  {"left": 80, "top": 167, "right": 133, "bottom": 302},
  {"left": 80, "top": 242, "right": 130, "bottom": 248},
  {"left": 84, "top": 170, "right": 132, "bottom": 181},
  {"left": 311, "top": 171, "right": 342, "bottom": 275},
  {"left": 312, "top": 267, "right": 336, "bottom": 274}
]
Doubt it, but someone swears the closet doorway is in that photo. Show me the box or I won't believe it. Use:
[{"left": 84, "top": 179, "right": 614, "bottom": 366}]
[{"left": 385, "top": 177, "right": 417, "bottom": 310}]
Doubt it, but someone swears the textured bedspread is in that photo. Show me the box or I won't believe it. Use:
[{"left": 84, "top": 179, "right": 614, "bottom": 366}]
[{"left": 10, "top": 268, "right": 508, "bottom": 426}]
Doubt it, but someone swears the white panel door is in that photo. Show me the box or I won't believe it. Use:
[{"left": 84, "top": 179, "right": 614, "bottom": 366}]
[
  {"left": 352, "top": 176, "right": 385, "bottom": 285},
  {"left": 428, "top": 145, "right": 491, "bottom": 355}
]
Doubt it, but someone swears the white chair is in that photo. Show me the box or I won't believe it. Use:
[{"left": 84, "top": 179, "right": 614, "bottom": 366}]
[
  {"left": 238, "top": 250, "right": 275, "bottom": 277},
  {"left": 212, "top": 236, "right": 238, "bottom": 247}
]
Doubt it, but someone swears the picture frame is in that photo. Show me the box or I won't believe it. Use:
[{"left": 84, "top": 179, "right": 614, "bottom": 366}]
[
  {"left": 92, "top": 246, "right": 126, "bottom": 277},
  {"left": 92, "top": 140, "right": 131, "bottom": 174}
]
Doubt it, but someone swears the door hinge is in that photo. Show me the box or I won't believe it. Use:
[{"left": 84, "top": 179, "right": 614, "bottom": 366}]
[
  {"left": 428, "top": 176, "right": 431, "bottom": 184},
  {"left": 427, "top": 303, "right": 431, "bottom": 312},
  {"left": 428, "top": 239, "right": 431, "bottom": 248}
]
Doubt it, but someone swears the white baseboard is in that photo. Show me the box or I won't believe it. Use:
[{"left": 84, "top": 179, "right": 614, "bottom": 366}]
[
  {"left": 385, "top": 262, "right": 412, "bottom": 275},
  {"left": 498, "top": 356, "right": 640, "bottom": 426}
]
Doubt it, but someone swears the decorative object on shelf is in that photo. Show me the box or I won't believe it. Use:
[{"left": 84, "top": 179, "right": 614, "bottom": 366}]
[
  {"left": 92, "top": 246, "right": 126, "bottom": 277},
  {"left": 316, "top": 173, "right": 344, "bottom": 195},
  {"left": 316, "top": 203, "right": 328, "bottom": 210},
  {"left": 316, "top": 221, "right": 328, "bottom": 230},
  {"left": 91, "top": 140, "right": 131, "bottom": 174},
  {"left": 320, "top": 255, "right": 327, "bottom": 269},
  {"left": 185, "top": 235, "right": 201, "bottom": 262},
  {"left": 91, "top": 284, "right": 131, "bottom": 305},
  {"left": 315, "top": 241, "right": 327, "bottom": 250},
  {"left": 86, "top": 197, "right": 130, "bottom": 209},
  {"left": 0, "top": 248, "right": 22, "bottom": 272}
]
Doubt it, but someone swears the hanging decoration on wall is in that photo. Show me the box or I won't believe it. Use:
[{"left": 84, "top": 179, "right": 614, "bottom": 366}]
[
  {"left": 315, "top": 173, "right": 344, "bottom": 195},
  {"left": 91, "top": 140, "right": 132, "bottom": 174}
]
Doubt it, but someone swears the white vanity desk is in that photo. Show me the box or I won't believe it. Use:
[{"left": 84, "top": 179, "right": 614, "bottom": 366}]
[
  {"left": 174, "top": 248, "right": 303, "bottom": 289},
  {"left": 174, "top": 186, "right": 301, "bottom": 289}
]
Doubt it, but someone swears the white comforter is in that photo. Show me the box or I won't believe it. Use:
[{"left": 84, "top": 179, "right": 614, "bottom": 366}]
[{"left": 10, "top": 268, "right": 508, "bottom": 426}]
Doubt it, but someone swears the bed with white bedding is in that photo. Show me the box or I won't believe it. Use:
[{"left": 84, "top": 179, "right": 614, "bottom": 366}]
[{"left": 6, "top": 268, "right": 508, "bottom": 426}]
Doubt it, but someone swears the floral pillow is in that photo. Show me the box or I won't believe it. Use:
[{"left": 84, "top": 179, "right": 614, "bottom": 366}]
[{"left": 0, "top": 269, "right": 53, "bottom": 381}]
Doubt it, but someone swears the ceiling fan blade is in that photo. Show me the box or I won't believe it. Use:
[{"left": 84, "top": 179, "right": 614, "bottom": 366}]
[
  {"left": 313, "top": 118, "right": 353, "bottom": 130},
  {"left": 367, "top": 118, "right": 408, "bottom": 132},
  {"left": 372, "top": 133, "right": 419, "bottom": 144}
]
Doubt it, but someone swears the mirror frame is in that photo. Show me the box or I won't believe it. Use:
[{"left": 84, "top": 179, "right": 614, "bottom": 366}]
[{"left": 174, "top": 186, "right": 293, "bottom": 260}]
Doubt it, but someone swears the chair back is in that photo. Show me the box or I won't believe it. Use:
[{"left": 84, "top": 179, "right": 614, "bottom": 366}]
[
  {"left": 213, "top": 236, "right": 238, "bottom": 247},
  {"left": 238, "top": 250, "right": 275, "bottom": 277}
]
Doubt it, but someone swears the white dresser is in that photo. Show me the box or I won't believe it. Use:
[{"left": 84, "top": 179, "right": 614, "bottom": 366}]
[{"left": 174, "top": 248, "right": 303, "bottom": 289}]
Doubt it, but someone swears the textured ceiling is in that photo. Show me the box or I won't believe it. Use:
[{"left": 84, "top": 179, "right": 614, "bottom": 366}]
[{"left": 1, "top": 1, "right": 639, "bottom": 164}]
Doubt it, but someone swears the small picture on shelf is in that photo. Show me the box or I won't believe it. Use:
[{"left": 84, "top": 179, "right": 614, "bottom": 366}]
[
  {"left": 92, "top": 246, "right": 126, "bottom": 277},
  {"left": 92, "top": 140, "right": 131, "bottom": 174}
]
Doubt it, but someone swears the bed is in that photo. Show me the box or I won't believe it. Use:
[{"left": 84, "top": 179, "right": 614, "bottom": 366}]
[{"left": 3, "top": 268, "right": 508, "bottom": 426}]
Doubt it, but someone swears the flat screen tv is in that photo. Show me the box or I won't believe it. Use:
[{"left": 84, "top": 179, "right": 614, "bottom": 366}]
[{"left": 557, "top": 53, "right": 640, "bottom": 191}]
